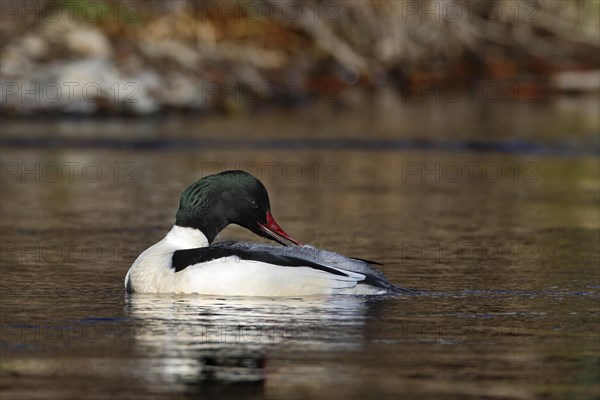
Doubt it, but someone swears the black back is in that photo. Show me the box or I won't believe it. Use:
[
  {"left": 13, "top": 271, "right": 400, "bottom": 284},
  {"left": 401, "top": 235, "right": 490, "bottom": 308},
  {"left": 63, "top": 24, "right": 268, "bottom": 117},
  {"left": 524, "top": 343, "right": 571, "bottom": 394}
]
[{"left": 172, "top": 243, "right": 349, "bottom": 277}]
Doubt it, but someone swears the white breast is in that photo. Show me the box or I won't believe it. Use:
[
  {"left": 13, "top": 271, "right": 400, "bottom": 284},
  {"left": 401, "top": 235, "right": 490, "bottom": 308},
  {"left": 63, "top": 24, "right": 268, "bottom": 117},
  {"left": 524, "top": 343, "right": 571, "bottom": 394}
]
[{"left": 125, "top": 226, "right": 209, "bottom": 293}]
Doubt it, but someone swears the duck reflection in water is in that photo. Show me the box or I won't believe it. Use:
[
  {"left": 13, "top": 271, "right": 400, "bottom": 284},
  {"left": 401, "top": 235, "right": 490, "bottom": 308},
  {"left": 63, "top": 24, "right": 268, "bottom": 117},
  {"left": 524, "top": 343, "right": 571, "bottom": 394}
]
[{"left": 125, "top": 294, "right": 374, "bottom": 391}]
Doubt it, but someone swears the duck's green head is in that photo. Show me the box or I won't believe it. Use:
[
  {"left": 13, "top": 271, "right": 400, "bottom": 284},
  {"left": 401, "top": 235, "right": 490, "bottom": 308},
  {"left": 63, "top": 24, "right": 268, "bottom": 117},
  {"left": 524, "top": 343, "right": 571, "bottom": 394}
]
[{"left": 175, "top": 170, "right": 301, "bottom": 246}]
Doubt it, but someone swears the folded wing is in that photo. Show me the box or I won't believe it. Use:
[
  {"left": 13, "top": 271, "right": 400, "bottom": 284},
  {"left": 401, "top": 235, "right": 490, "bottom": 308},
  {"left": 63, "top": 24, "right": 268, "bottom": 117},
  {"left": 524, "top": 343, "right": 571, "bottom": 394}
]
[{"left": 171, "top": 242, "right": 407, "bottom": 295}]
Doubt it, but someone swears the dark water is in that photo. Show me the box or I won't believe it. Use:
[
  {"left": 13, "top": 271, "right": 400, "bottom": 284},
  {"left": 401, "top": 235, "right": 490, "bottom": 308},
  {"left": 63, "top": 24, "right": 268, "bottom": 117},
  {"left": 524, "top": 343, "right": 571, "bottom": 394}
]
[{"left": 1, "top": 98, "right": 599, "bottom": 399}]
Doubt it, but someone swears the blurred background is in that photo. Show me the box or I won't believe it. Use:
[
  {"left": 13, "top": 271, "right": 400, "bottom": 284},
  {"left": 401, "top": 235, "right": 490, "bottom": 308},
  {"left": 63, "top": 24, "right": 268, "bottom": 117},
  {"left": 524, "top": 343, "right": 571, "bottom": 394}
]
[
  {"left": 1, "top": 0, "right": 599, "bottom": 115},
  {"left": 1, "top": 1, "right": 599, "bottom": 400}
]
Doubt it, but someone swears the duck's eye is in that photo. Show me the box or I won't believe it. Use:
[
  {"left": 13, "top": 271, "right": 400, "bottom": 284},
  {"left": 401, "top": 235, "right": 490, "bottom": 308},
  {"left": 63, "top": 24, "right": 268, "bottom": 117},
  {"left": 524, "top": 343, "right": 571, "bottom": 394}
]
[{"left": 250, "top": 200, "right": 259, "bottom": 209}]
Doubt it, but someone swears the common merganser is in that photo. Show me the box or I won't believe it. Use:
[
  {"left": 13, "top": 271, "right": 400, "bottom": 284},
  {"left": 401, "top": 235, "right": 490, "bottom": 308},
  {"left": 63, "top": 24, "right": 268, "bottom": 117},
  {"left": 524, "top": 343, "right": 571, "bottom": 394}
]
[{"left": 125, "top": 170, "right": 406, "bottom": 296}]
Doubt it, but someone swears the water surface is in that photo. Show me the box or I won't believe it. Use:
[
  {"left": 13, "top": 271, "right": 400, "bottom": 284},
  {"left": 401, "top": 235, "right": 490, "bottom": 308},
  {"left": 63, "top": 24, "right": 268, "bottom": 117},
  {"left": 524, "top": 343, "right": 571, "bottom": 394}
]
[{"left": 1, "top": 98, "right": 599, "bottom": 399}]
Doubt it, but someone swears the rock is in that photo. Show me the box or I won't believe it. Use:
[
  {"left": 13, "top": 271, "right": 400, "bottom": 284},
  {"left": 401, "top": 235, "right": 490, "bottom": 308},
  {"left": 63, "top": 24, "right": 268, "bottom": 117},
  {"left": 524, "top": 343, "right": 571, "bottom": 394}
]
[
  {"left": 65, "top": 27, "right": 112, "bottom": 58},
  {"left": 21, "top": 35, "right": 48, "bottom": 60},
  {"left": 159, "top": 72, "right": 207, "bottom": 109},
  {"left": 55, "top": 59, "right": 123, "bottom": 113},
  {"left": 552, "top": 70, "right": 600, "bottom": 93},
  {"left": 126, "top": 70, "right": 161, "bottom": 114}
]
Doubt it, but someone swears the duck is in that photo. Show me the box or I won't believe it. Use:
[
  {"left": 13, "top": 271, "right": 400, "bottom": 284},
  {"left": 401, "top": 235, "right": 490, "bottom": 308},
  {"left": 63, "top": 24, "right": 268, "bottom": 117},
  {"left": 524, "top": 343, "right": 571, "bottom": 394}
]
[{"left": 125, "top": 170, "right": 407, "bottom": 296}]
